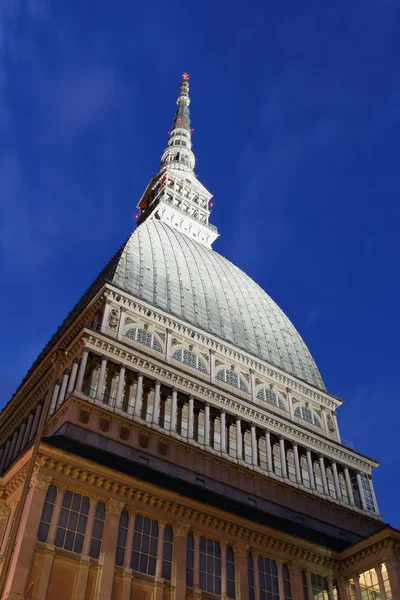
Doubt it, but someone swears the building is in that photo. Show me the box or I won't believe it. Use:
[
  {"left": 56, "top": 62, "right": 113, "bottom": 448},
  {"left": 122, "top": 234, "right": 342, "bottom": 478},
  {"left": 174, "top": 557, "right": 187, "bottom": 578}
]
[{"left": 0, "top": 74, "right": 398, "bottom": 600}]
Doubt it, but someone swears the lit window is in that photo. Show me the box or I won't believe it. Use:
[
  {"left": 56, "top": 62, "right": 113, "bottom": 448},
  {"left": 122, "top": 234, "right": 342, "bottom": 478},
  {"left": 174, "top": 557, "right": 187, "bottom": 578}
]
[
  {"left": 294, "top": 406, "right": 321, "bottom": 428},
  {"left": 54, "top": 491, "right": 89, "bottom": 553},
  {"left": 115, "top": 509, "right": 129, "bottom": 566},
  {"left": 256, "top": 388, "right": 285, "bottom": 410},
  {"left": 172, "top": 348, "right": 208, "bottom": 373},
  {"left": 199, "top": 536, "right": 221, "bottom": 595},
  {"left": 216, "top": 369, "right": 248, "bottom": 393},
  {"left": 258, "top": 556, "right": 279, "bottom": 599},
  {"left": 37, "top": 484, "right": 57, "bottom": 542},
  {"left": 162, "top": 525, "right": 173, "bottom": 580},
  {"left": 311, "top": 573, "right": 329, "bottom": 599},
  {"left": 125, "top": 328, "right": 162, "bottom": 352},
  {"left": 131, "top": 515, "right": 158, "bottom": 575},
  {"left": 89, "top": 501, "right": 105, "bottom": 559}
]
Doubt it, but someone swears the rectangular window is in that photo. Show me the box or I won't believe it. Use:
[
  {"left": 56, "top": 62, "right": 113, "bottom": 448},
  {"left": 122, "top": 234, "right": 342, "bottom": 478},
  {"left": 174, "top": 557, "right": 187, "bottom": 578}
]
[
  {"left": 258, "top": 437, "right": 267, "bottom": 470},
  {"left": 177, "top": 402, "right": 189, "bottom": 438},
  {"left": 89, "top": 501, "right": 105, "bottom": 559},
  {"left": 311, "top": 573, "right": 329, "bottom": 600},
  {"left": 273, "top": 443, "right": 282, "bottom": 477},
  {"left": 248, "top": 553, "right": 255, "bottom": 600},
  {"left": 243, "top": 431, "right": 252, "bottom": 465},
  {"left": 186, "top": 532, "right": 194, "bottom": 587},
  {"left": 162, "top": 524, "right": 173, "bottom": 580},
  {"left": 258, "top": 556, "right": 279, "bottom": 600},
  {"left": 226, "top": 544, "right": 235, "bottom": 599},
  {"left": 282, "top": 563, "right": 292, "bottom": 600},
  {"left": 37, "top": 484, "right": 57, "bottom": 543},
  {"left": 54, "top": 491, "right": 89, "bottom": 554},
  {"left": 360, "top": 474, "right": 376, "bottom": 512},
  {"left": 199, "top": 536, "right": 221, "bottom": 594},
  {"left": 302, "top": 571, "right": 308, "bottom": 600},
  {"left": 287, "top": 450, "right": 297, "bottom": 483},
  {"left": 115, "top": 509, "right": 129, "bottom": 566},
  {"left": 131, "top": 514, "right": 158, "bottom": 576}
]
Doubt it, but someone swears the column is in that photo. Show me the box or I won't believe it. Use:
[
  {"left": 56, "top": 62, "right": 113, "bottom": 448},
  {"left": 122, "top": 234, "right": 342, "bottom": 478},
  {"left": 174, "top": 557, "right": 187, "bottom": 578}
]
[
  {"left": 288, "top": 563, "right": 304, "bottom": 600},
  {"left": 276, "top": 560, "right": 285, "bottom": 600},
  {"left": 97, "top": 499, "right": 125, "bottom": 600},
  {"left": 306, "top": 570, "right": 313, "bottom": 600},
  {"left": 153, "top": 381, "right": 161, "bottom": 425},
  {"left": 233, "top": 543, "right": 249, "bottom": 600},
  {"left": 327, "top": 575, "right": 335, "bottom": 600},
  {"left": 220, "top": 410, "right": 227, "bottom": 453},
  {"left": 0, "top": 441, "right": 11, "bottom": 472},
  {"left": 0, "top": 502, "right": 17, "bottom": 557},
  {"left": 7, "top": 432, "right": 18, "bottom": 467},
  {"left": 2, "top": 473, "right": 52, "bottom": 599},
  {"left": 374, "top": 565, "right": 387, "bottom": 600},
  {"left": 204, "top": 403, "right": 210, "bottom": 446},
  {"left": 279, "top": 436, "right": 288, "bottom": 478},
  {"left": 21, "top": 413, "right": 34, "bottom": 449},
  {"left": 385, "top": 558, "right": 400, "bottom": 600},
  {"left": 332, "top": 462, "right": 342, "bottom": 500},
  {"left": 115, "top": 364, "right": 126, "bottom": 410},
  {"left": 370, "top": 479, "right": 380, "bottom": 514},
  {"left": 30, "top": 403, "right": 43, "bottom": 438},
  {"left": 96, "top": 356, "right": 108, "bottom": 401},
  {"left": 57, "top": 370, "right": 70, "bottom": 408},
  {"left": 81, "top": 498, "right": 98, "bottom": 556},
  {"left": 124, "top": 511, "right": 136, "bottom": 569},
  {"left": 236, "top": 417, "right": 242, "bottom": 460},
  {"left": 134, "top": 373, "right": 143, "bottom": 417},
  {"left": 356, "top": 473, "right": 367, "bottom": 511},
  {"left": 76, "top": 348, "right": 90, "bottom": 392},
  {"left": 344, "top": 468, "right": 355, "bottom": 505},
  {"left": 337, "top": 578, "right": 350, "bottom": 600},
  {"left": 265, "top": 430, "right": 273, "bottom": 473},
  {"left": 172, "top": 523, "right": 190, "bottom": 600},
  {"left": 250, "top": 370, "right": 256, "bottom": 402},
  {"left": 293, "top": 443, "right": 302, "bottom": 484},
  {"left": 47, "top": 486, "right": 66, "bottom": 546},
  {"left": 170, "top": 388, "right": 178, "bottom": 432},
  {"left": 67, "top": 359, "right": 79, "bottom": 394},
  {"left": 193, "top": 532, "right": 200, "bottom": 592},
  {"left": 188, "top": 397, "right": 194, "bottom": 439},
  {"left": 251, "top": 425, "right": 258, "bottom": 467},
  {"left": 49, "top": 380, "right": 61, "bottom": 415},
  {"left": 319, "top": 455, "right": 329, "bottom": 495},
  {"left": 353, "top": 575, "right": 363, "bottom": 600},
  {"left": 253, "top": 552, "right": 260, "bottom": 600},
  {"left": 307, "top": 450, "right": 316, "bottom": 489},
  {"left": 156, "top": 520, "right": 167, "bottom": 579},
  {"left": 13, "top": 424, "right": 26, "bottom": 460}
]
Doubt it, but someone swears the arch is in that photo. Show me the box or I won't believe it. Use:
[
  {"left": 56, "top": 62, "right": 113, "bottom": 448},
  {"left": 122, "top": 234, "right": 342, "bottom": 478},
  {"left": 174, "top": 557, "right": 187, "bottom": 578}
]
[
  {"left": 294, "top": 405, "right": 321, "bottom": 428},
  {"left": 216, "top": 368, "right": 249, "bottom": 393},
  {"left": 172, "top": 348, "right": 208, "bottom": 373},
  {"left": 256, "top": 387, "right": 286, "bottom": 410},
  {"left": 124, "top": 326, "right": 163, "bottom": 353}
]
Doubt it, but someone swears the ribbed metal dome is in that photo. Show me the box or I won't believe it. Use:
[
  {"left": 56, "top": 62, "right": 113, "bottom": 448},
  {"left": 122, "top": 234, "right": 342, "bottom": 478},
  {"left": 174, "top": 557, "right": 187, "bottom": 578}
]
[{"left": 112, "top": 220, "right": 325, "bottom": 391}]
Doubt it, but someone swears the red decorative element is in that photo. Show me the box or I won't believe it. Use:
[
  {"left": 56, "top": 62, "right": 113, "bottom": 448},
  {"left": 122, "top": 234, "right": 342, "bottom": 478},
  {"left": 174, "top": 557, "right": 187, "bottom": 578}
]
[
  {"left": 182, "top": 72, "right": 189, "bottom": 80},
  {"left": 135, "top": 214, "right": 139, "bottom": 219},
  {"left": 191, "top": 128, "right": 194, "bottom": 131},
  {"left": 210, "top": 202, "right": 214, "bottom": 207}
]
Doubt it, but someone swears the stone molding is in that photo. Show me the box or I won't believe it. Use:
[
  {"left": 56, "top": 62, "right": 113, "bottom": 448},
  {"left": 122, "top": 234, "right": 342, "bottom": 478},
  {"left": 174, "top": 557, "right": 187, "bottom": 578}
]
[{"left": 172, "top": 522, "right": 190, "bottom": 538}]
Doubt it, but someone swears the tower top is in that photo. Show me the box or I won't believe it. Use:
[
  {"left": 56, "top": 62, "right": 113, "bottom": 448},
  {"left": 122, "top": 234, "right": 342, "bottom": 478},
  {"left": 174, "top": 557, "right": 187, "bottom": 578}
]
[{"left": 136, "top": 75, "right": 219, "bottom": 248}]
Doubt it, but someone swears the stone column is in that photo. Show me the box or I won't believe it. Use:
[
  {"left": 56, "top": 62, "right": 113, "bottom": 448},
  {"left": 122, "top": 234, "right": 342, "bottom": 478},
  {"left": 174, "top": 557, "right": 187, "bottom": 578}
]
[
  {"left": 193, "top": 532, "right": 200, "bottom": 592},
  {"left": 13, "top": 424, "right": 26, "bottom": 461},
  {"left": 47, "top": 485, "right": 66, "bottom": 545},
  {"left": 132, "top": 373, "right": 143, "bottom": 418},
  {"left": 220, "top": 410, "right": 227, "bottom": 453},
  {"left": 319, "top": 455, "right": 329, "bottom": 495},
  {"left": 21, "top": 413, "right": 34, "bottom": 449},
  {"left": 306, "top": 570, "right": 313, "bottom": 600},
  {"left": 307, "top": 450, "right": 316, "bottom": 489},
  {"left": 337, "top": 578, "right": 350, "bottom": 600},
  {"left": 344, "top": 468, "right": 355, "bottom": 505},
  {"left": 188, "top": 397, "right": 194, "bottom": 439},
  {"left": 236, "top": 417, "right": 242, "bottom": 460},
  {"left": 170, "top": 388, "right": 178, "bottom": 432},
  {"left": 67, "top": 359, "right": 79, "bottom": 394},
  {"left": 96, "top": 356, "right": 108, "bottom": 401},
  {"left": 353, "top": 575, "right": 363, "bottom": 600},
  {"left": 276, "top": 559, "right": 285, "bottom": 600},
  {"left": 57, "top": 370, "right": 70, "bottom": 408},
  {"left": 97, "top": 499, "right": 125, "bottom": 600},
  {"left": 288, "top": 562, "right": 304, "bottom": 599},
  {"left": 2, "top": 472, "right": 52, "bottom": 599},
  {"left": 204, "top": 403, "right": 211, "bottom": 446},
  {"left": 30, "top": 403, "right": 43, "bottom": 438},
  {"left": 153, "top": 381, "right": 161, "bottom": 425},
  {"left": 172, "top": 523, "right": 190, "bottom": 600},
  {"left": 265, "top": 430, "right": 273, "bottom": 473},
  {"left": 165, "top": 328, "right": 172, "bottom": 362},
  {"left": 115, "top": 364, "right": 126, "bottom": 410},
  {"left": 385, "top": 557, "right": 400, "bottom": 600},
  {"left": 0, "top": 502, "right": 17, "bottom": 557},
  {"left": 49, "top": 380, "right": 61, "bottom": 415},
  {"left": 156, "top": 520, "right": 167, "bottom": 579},
  {"left": 76, "top": 348, "right": 90, "bottom": 392},
  {"left": 332, "top": 462, "right": 342, "bottom": 500},
  {"left": 356, "top": 473, "right": 368, "bottom": 511},
  {"left": 233, "top": 543, "right": 249, "bottom": 600},
  {"left": 287, "top": 388, "right": 294, "bottom": 419},
  {"left": 374, "top": 564, "right": 387, "bottom": 600},
  {"left": 370, "top": 479, "right": 380, "bottom": 514},
  {"left": 251, "top": 425, "right": 258, "bottom": 467},
  {"left": 293, "top": 443, "right": 302, "bottom": 484},
  {"left": 279, "top": 436, "right": 288, "bottom": 478},
  {"left": 327, "top": 575, "right": 335, "bottom": 600},
  {"left": 250, "top": 370, "right": 256, "bottom": 402},
  {"left": 7, "top": 432, "right": 18, "bottom": 467},
  {"left": 0, "top": 440, "right": 11, "bottom": 472}
]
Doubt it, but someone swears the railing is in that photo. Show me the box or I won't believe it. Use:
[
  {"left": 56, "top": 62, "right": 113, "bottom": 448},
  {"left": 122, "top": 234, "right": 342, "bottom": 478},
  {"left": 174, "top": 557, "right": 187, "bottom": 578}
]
[{"left": 342, "top": 439, "right": 355, "bottom": 450}]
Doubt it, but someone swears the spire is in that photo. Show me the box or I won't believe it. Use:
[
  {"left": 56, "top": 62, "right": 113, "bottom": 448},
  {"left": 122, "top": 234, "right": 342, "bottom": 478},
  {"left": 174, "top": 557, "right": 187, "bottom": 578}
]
[{"left": 136, "top": 74, "right": 219, "bottom": 248}]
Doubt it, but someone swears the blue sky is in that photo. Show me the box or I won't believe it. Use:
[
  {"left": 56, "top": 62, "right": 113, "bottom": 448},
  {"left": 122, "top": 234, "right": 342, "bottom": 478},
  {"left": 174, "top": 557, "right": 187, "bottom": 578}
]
[{"left": 0, "top": 1, "right": 399, "bottom": 527}]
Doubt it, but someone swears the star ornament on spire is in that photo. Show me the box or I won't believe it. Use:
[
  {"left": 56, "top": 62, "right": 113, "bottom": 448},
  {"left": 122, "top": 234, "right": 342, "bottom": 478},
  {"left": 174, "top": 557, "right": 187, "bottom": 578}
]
[{"left": 182, "top": 72, "right": 189, "bottom": 81}]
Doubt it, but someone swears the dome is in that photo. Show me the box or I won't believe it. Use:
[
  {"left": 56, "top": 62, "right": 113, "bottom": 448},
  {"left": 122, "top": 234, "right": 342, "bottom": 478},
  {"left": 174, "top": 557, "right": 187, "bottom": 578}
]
[{"left": 111, "top": 220, "right": 325, "bottom": 391}]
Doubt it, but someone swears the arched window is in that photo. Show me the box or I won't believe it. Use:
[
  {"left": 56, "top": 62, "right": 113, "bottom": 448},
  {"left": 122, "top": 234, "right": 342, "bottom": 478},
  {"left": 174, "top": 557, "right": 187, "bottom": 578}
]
[
  {"left": 172, "top": 348, "right": 208, "bottom": 373},
  {"left": 125, "top": 328, "right": 162, "bottom": 353},
  {"left": 256, "top": 388, "right": 285, "bottom": 410},
  {"left": 216, "top": 369, "right": 248, "bottom": 393},
  {"left": 294, "top": 405, "right": 321, "bottom": 428}
]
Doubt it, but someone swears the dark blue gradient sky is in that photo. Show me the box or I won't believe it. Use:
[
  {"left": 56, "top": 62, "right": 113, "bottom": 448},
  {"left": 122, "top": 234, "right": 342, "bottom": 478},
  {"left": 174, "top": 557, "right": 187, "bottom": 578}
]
[{"left": 0, "top": 1, "right": 399, "bottom": 526}]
